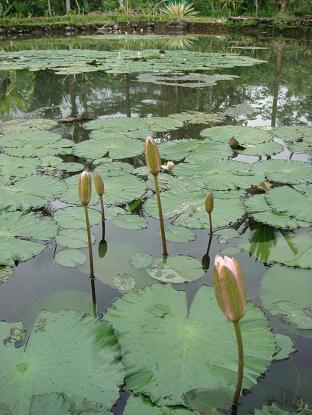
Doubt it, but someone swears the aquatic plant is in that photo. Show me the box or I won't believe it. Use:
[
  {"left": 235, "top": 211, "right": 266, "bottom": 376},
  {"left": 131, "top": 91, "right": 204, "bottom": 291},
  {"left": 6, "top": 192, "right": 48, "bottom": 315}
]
[
  {"left": 213, "top": 255, "right": 247, "bottom": 405},
  {"left": 205, "top": 191, "right": 214, "bottom": 235},
  {"left": 78, "top": 170, "right": 94, "bottom": 278},
  {"left": 161, "top": 1, "right": 198, "bottom": 20},
  {"left": 145, "top": 137, "right": 168, "bottom": 257},
  {"left": 94, "top": 171, "right": 105, "bottom": 222}
]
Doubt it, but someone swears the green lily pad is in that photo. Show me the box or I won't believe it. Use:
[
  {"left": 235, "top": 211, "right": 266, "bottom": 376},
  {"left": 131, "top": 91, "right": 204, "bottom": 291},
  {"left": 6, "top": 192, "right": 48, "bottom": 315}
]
[
  {"left": 0, "top": 175, "right": 66, "bottom": 211},
  {"left": 244, "top": 194, "right": 310, "bottom": 229},
  {"left": 59, "top": 175, "right": 98, "bottom": 206},
  {"left": 73, "top": 135, "right": 143, "bottom": 160},
  {"left": 53, "top": 207, "right": 100, "bottom": 229},
  {"left": 0, "top": 155, "right": 38, "bottom": 179},
  {"left": 273, "top": 333, "right": 296, "bottom": 360},
  {"left": 0, "top": 131, "right": 72, "bottom": 158},
  {"left": 265, "top": 186, "right": 312, "bottom": 223},
  {"left": 168, "top": 111, "right": 224, "bottom": 126},
  {"left": 124, "top": 396, "right": 198, "bottom": 415},
  {"left": 129, "top": 252, "right": 153, "bottom": 269},
  {"left": 0, "top": 211, "right": 57, "bottom": 266},
  {"left": 55, "top": 229, "right": 95, "bottom": 249},
  {"left": 254, "top": 160, "right": 312, "bottom": 185},
  {"left": 215, "top": 228, "right": 240, "bottom": 243},
  {"left": 113, "top": 273, "right": 136, "bottom": 292},
  {"left": 250, "top": 403, "right": 301, "bottom": 415},
  {"left": 261, "top": 265, "right": 312, "bottom": 330},
  {"left": 147, "top": 255, "right": 204, "bottom": 283},
  {"left": 165, "top": 225, "right": 196, "bottom": 243},
  {"left": 274, "top": 126, "right": 312, "bottom": 143},
  {"left": 0, "top": 118, "right": 57, "bottom": 135},
  {"left": 234, "top": 141, "right": 283, "bottom": 157},
  {"left": 0, "top": 310, "right": 125, "bottom": 415},
  {"left": 223, "top": 103, "right": 256, "bottom": 118},
  {"left": 55, "top": 249, "right": 87, "bottom": 267},
  {"left": 200, "top": 126, "right": 272, "bottom": 146},
  {"left": 112, "top": 214, "right": 147, "bottom": 230},
  {"left": 94, "top": 159, "right": 133, "bottom": 176},
  {"left": 105, "top": 284, "right": 281, "bottom": 409}
]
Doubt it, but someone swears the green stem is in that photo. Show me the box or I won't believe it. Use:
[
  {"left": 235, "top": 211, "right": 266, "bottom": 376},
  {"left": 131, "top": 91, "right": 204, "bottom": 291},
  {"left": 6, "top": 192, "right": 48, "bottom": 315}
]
[
  {"left": 84, "top": 206, "right": 94, "bottom": 278},
  {"left": 208, "top": 212, "right": 213, "bottom": 235},
  {"left": 99, "top": 195, "right": 105, "bottom": 223},
  {"left": 154, "top": 174, "right": 168, "bottom": 257},
  {"left": 90, "top": 276, "right": 97, "bottom": 317},
  {"left": 232, "top": 320, "right": 244, "bottom": 405}
]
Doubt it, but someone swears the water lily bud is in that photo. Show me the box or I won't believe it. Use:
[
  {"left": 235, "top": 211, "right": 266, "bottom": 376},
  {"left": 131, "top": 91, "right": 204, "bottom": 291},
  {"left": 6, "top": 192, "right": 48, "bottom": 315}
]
[
  {"left": 94, "top": 171, "right": 104, "bottom": 196},
  {"left": 78, "top": 170, "right": 91, "bottom": 206},
  {"left": 144, "top": 137, "right": 161, "bottom": 176},
  {"left": 213, "top": 255, "right": 247, "bottom": 322},
  {"left": 205, "top": 191, "right": 214, "bottom": 214}
]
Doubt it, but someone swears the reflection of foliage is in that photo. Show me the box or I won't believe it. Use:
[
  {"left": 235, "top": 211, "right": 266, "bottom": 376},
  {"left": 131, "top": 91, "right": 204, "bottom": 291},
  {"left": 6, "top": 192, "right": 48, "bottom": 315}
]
[
  {"left": 249, "top": 225, "right": 278, "bottom": 264},
  {"left": 0, "top": 70, "right": 35, "bottom": 119},
  {"left": 164, "top": 36, "right": 194, "bottom": 50}
]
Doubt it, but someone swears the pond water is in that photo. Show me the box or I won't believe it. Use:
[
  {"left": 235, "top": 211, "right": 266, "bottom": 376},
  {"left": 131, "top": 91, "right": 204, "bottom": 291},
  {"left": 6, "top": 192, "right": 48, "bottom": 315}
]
[{"left": 0, "top": 33, "right": 311, "bottom": 415}]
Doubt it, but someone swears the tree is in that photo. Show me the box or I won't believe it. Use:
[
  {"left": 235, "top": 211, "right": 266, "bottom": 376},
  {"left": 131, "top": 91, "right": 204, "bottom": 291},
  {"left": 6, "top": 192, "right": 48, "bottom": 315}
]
[{"left": 65, "top": 0, "right": 71, "bottom": 14}]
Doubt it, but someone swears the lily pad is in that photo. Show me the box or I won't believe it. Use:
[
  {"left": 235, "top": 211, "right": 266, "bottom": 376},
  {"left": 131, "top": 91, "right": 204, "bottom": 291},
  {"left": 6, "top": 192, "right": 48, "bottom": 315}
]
[
  {"left": 251, "top": 403, "right": 301, "bottom": 415},
  {"left": 55, "top": 249, "right": 87, "bottom": 267},
  {"left": 254, "top": 160, "right": 312, "bottom": 185},
  {"left": 0, "top": 310, "right": 125, "bottom": 415},
  {"left": 215, "top": 228, "right": 240, "bottom": 243},
  {"left": 55, "top": 229, "right": 95, "bottom": 249},
  {"left": 0, "top": 266, "right": 14, "bottom": 284},
  {"left": 273, "top": 126, "right": 312, "bottom": 143},
  {"left": 113, "top": 273, "right": 136, "bottom": 292},
  {"left": 53, "top": 207, "right": 100, "bottom": 229},
  {"left": 0, "top": 155, "right": 38, "bottom": 179},
  {"left": 0, "top": 175, "right": 66, "bottom": 211},
  {"left": 165, "top": 225, "right": 196, "bottom": 243},
  {"left": 0, "top": 211, "right": 58, "bottom": 266},
  {"left": 265, "top": 186, "right": 312, "bottom": 223},
  {"left": 112, "top": 214, "right": 147, "bottom": 230},
  {"left": 244, "top": 194, "right": 310, "bottom": 229},
  {"left": 106, "top": 284, "right": 280, "bottom": 409},
  {"left": 261, "top": 265, "right": 312, "bottom": 330},
  {"left": 273, "top": 333, "right": 296, "bottom": 361},
  {"left": 94, "top": 159, "right": 133, "bottom": 176},
  {"left": 200, "top": 126, "right": 272, "bottom": 146},
  {"left": 0, "top": 118, "right": 57, "bottom": 135},
  {"left": 124, "top": 396, "right": 198, "bottom": 415},
  {"left": 147, "top": 255, "right": 204, "bottom": 283},
  {"left": 129, "top": 252, "right": 153, "bottom": 269}
]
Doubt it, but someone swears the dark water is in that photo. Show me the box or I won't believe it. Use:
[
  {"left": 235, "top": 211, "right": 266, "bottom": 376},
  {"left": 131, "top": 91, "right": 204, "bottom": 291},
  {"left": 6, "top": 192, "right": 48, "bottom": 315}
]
[{"left": 0, "top": 33, "right": 311, "bottom": 414}]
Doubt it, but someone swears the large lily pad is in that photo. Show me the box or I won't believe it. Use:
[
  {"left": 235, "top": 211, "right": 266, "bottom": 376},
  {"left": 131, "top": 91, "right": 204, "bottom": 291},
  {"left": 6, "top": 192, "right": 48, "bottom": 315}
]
[
  {"left": 260, "top": 265, "right": 312, "bottom": 330},
  {"left": 0, "top": 49, "right": 264, "bottom": 76},
  {"left": 55, "top": 228, "right": 95, "bottom": 249},
  {"left": 243, "top": 194, "right": 310, "bottom": 229},
  {"left": 0, "top": 211, "right": 58, "bottom": 266},
  {"left": 124, "top": 396, "right": 198, "bottom": 415},
  {"left": 55, "top": 249, "right": 87, "bottom": 268},
  {"left": 200, "top": 126, "right": 272, "bottom": 146},
  {"left": 53, "top": 207, "right": 100, "bottom": 229},
  {"left": 106, "top": 284, "right": 282, "bottom": 409},
  {"left": 251, "top": 403, "right": 301, "bottom": 415},
  {"left": 0, "top": 155, "right": 38, "bottom": 179},
  {"left": 0, "top": 118, "right": 57, "bottom": 135},
  {"left": 265, "top": 186, "right": 312, "bottom": 223},
  {"left": 147, "top": 255, "right": 204, "bottom": 283},
  {"left": 254, "top": 160, "right": 312, "bottom": 185},
  {"left": 0, "top": 175, "right": 66, "bottom": 211},
  {"left": 0, "top": 310, "right": 125, "bottom": 415}
]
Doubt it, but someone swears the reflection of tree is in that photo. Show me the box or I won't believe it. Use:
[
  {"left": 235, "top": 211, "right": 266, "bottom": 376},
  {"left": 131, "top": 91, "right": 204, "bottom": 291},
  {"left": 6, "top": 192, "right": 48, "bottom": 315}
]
[
  {"left": 271, "top": 45, "right": 283, "bottom": 127},
  {"left": 249, "top": 225, "right": 278, "bottom": 264},
  {"left": 0, "top": 70, "right": 35, "bottom": 119}
]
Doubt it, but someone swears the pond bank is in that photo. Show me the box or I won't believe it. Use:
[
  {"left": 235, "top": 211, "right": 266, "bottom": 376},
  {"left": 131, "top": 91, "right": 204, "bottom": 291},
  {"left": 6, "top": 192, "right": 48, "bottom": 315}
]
[{"left": 1, "top": 15, "right": 312, "bottom": 39}]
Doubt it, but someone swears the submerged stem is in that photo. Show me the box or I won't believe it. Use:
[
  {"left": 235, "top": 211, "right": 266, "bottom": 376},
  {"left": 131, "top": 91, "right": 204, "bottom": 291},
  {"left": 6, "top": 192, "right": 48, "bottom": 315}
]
[
  {"left": 84, "top": 206, "right": 94, "bottom": 278},
  {"left": 232, "top": 320, "right": 244, "bottom": 405},
  {"left": 208, "top": 212, "right": 213, "bottom": 235},
  {"left": 153, "top": 174, "right": 168, "bottom": 257}
]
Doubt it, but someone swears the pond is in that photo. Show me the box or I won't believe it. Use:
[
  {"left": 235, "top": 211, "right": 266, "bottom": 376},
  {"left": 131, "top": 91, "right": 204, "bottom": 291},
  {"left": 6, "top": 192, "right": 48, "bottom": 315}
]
[{"left": 0, "top": 33, "right": 311, "bottom": 415}]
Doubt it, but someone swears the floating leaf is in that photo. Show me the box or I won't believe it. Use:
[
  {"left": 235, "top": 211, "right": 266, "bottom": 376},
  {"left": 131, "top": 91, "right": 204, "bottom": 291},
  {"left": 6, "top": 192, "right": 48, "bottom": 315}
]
[
  {"left": 55, "top": 229, "right": 95, "bottom": 249},
  {"left": 55, "top": 249, "right": 87, "bottom": 267},
  {"left": 261, "top": 265, "right": 312, "bottom": 330},
  {"left": 53, "top": 207, "right": 100, "bottom": 229},
  {"left": 165, "top": 225, "right": 196, "bottom": 243},
  {"left": 200, "top": 126, "right": 272, "bottom": 146},
  {"left": 0, "top": 212, "right": 57, "bottom": 266},
  {"left": 95, "top": 159, "right": 133, "bottom": 176},
  {"left": 0, "top": 175, "right": 66, "bottom": 211},
  {"left": 0, "top": 155, "right": 38, "bottom": 179},
  {"left": 106, "top": 284, "right": 279, "bottom": 409},
  {"left": 124, "top": 396, "right": 198, "bottom": 415},
  {"left": 254, "top": 160, "right": 312, "bottom": 185},
  {"left": 0, "top": 310, "right": 124, "bottom": 415},
  {"left": 265, "top": 186, "right": 312, "bottom": 223},
  {"left": 129, "top": 252, "right": 153, "bottom": 270},
  {"left": 0, "top": 266, "right": 14, "bottom": 284},
  {"left": 113, "top": 273, "right": 136, "bottom": 292},
  {"left": 112, "top": 214, "right": 147, "bottom": 230},
  {"left": 273, "top": 333, "right": 296, "bottom": 361},
  {"left": 250, "top": 403, "right": 300, "bottom": 415},
  {"left": 215, "top": 228, "right": 240, "bottom": 243},
  {"left": 147, "top": 255, "right": 204, "bottom": 283},
  {"left": 158, "top": 139, "right": 230, "bottom": 161},
  {"left": 0, "top": 118, "right": 57, "bottom": 135}
]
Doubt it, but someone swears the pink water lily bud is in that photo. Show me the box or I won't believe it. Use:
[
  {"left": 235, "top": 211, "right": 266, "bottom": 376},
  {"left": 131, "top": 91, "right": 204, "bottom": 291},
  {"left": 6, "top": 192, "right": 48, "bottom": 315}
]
[
  {"left": 145, "top": 137, "right": 161, "bottom": 176},
  {"left": 78, "top": 170, "right": 91, "bottom": 206},
  {"left": 205, "top": 191, "right": 214, "bottom": 214},
  {"left": 213, "top": 255, "right": 247, "bottom": 322},
  {"left": 94, "top": 171, "right": 104, "bottom": 196}
]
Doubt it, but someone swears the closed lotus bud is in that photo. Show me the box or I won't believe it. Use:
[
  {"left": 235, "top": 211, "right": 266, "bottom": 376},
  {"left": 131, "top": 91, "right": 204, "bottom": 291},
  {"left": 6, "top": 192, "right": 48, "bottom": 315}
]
[
  {"left": 94, "top": 171, "right": 104, "bottom": 196},
  {"left": 205, "top": 191, "right": 214, "bottom": 214},
  {"left": 145, "top": 137, "right": 161, "bottom": 176},
  {"left": 213, "top": 255, "right": 247, "bottom": 322},
  {"left": 78, "top": 170, "right": 91, "bottom": 206}
]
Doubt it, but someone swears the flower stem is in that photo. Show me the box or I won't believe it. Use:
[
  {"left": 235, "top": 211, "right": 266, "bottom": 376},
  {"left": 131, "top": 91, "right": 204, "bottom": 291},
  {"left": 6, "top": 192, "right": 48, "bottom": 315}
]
[
  {"left": 84, "top": 206, "right": 94, "bottom": 278},
  {"left": 90, "top": 276, "right": 97, "bottom": 317},
  {"left": 232, "top": 320, "right": 244, "bottom": 405},
  {"left": 153, "top": 174, "right": 168, "bottom": 257},
  {"left": 208, "top": 212, "right": 213, "bottom": 235},
  {"left": 99, "top": 195, "right": 105, "bottom": 223}
]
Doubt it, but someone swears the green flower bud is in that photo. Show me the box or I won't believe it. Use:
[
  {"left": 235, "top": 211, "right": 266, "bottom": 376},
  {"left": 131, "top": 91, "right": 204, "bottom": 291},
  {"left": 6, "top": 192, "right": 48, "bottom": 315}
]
[
  {"left": 94, "top": 171, "right": 104, "bottom": 196},
  {"left": 145, "top": 137, "right": 161, "bottom": 176},
  {"left": 78, "top": 170, "right": 91, "bottom": 206},
  {"left": 205, "top": 191, "right": 214, "bottom": 214}
]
